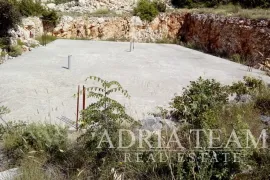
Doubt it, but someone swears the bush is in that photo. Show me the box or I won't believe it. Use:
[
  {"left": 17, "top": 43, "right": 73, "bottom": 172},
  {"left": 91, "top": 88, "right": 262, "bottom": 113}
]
[
  {"left": 0, "top": 0, "right": 21, "bottom": 37},
  {"left": 41, "top": 9, "right": 60, "bottom": 27},
  {"left": 170, "top": 77, "right": 229, "bottom": 127},
  {"left": 54, "top": 0, "right": 75, "bottom": 5},
  {"left": 134, "top": 0, "right": 159, "bottom": 22},
  {"left": 233, "top": 0, "right": 270, "bottom": 8},
  {"left": 2, "top": 123, "right": 68, "bottom": 163},
  {"left": 17, "top": 39, "right": 25, "bottom": 46},
  {"left": 230, "top": 76, "right": 264, "bottom": 99},
  {"left": 254, "top": 86, "right": 270, "bottom": 115},
  {"left": 0, "top": 37, "right": 10, "bottom": 49},
  {"left": 153, "top": 0, "right": 167, "bottom": 12},
  {"left": 10, "top": 0, "right": 60, "bottom": 24},
  {"left": 171, "top": 0, "right": 192, "bottom": 8},
  {"left": 92, "top": 8, "right": 111, "bottom": 15},
  {"left": 36, "top": 35, "right": 57, "bottom": 46},
  {"left": 8, "top": 45, "right": 23, "bottom": 57},
  {"left": 230, "top": 53, "right": 243, "bottom": 63},
  {"left": 13, "top": 0, "right": 45, "bottom": 17}
]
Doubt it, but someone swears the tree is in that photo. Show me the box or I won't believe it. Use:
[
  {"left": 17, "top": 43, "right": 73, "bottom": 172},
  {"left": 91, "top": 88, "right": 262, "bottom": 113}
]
[
  {"left": 81, "top": 76, "right": 133, "bottom": 127},
  {"left": 0, "top": 0, "right": 21, "bottom": 37}
]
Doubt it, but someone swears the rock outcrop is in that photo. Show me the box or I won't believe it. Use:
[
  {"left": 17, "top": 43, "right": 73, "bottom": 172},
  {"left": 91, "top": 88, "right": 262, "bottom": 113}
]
[
  {"left": 179, "top": 13, "right": 270, "bottom": 66},
  {"left": 52, "top": 13, "right": 185, "bottom": 42},
  {"left": 9, "top": 17, "right": 43, "bottom": 46}
]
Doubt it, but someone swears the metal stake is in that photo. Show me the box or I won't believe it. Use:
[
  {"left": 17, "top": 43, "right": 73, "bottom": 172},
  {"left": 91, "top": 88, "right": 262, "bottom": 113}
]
[
  {"left": 76, "top": 85, "right": 80, "bottom": 131},
  {"left": 130, "top": 41, "right": 132, "bottom": 52},
  {"left": 68, "top": 55, "right": 72, "bottom": 69}
]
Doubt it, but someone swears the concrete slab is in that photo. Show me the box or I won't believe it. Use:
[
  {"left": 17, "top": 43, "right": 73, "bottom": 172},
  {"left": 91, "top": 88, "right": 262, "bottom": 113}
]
[{"left": 0, "top": 39, "right": 269, "bottom": 124}]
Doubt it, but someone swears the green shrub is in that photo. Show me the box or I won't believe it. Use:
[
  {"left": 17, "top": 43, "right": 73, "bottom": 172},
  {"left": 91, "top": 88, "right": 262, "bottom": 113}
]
[
  {"left": 0, "top": 37, "right": 10, "bottom": 49},
  {"left": 0, "top": 0, "right": 21, "bottom": 37},
  {"left": 233, "top": 0, "right": 270, "bottom": 8},
  {"left": 17, "top": 39, "right": 25, "bottom": 46},
  {"left": 134, "top": 0, "right": 159, "bottom": 22},
  {"left": 254, "top": 86, "right": 270, "bottom": 115},
  {"left": 16, "top": 157, "right": 59, "bottom": 180},
  {"left": 230, "top": 76, "right": 264, "bottom": 98},
  {"left": 54, "top": 0, "right": 75, "bottom": 5},
  {"left": 36, "top": 35, "right": 57, "bottom": 46},
  {"left": 10, "top": 0, "right": 60, "bottom": 21},
  {"left": 248, "top": 150, "right": 270, "bottom": 180},
  {"left": 15, "top": 0, "right": 45, "bottom": 17},
  {"left": 9, "top": 45, "right": 23, "bottom": 57},
  {"left": 171, "top": 0, "right": 192, "bottom": 8},
  {"left": 0, "top": 50, "right": 7, "bottom": 58},
  {"left": 41, "top": 9, "right": 60, "bottom": 27},
  {"left": 153, "top": 0, "right": 167, "bottom": 12},
  {"left": 2, "top": 123, "right": 68, "bottom": 163},
  {"left": 230, "top": 53, "right": 243, "bottom": 63},
  {"left": 92, "top": 8, "right": 111, "bottom": 15},
  {"left": 170, "top": 77, "right": 229, "bottom": 127}
]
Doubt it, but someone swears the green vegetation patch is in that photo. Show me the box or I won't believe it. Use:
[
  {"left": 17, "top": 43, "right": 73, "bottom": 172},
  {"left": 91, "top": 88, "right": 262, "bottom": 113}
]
[
  {"left": 36, "top": 35, "right": 57, "bottom": 46},
  {"left": 134, "top": 0, "right": 166, "bottom": 22}
]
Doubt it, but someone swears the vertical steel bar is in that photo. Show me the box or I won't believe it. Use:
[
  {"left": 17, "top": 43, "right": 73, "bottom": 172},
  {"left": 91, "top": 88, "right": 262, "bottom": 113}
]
[
  {"left": 76, "top": 85, "right": 80, "bottom": 131},
  {"left": 68, "top": 55, "right": 71, "bottom": 69},
  {"left": 83, "top": 86, "right": 86, "bottom": 110}
]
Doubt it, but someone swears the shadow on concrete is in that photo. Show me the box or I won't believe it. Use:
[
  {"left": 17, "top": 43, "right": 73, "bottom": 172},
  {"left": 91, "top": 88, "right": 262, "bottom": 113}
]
[{"left": 62, "top": 66, "right": 69, "bottom": 69}]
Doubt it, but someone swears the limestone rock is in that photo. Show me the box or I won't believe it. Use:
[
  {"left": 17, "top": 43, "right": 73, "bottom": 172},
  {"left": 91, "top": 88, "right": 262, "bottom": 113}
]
[
  {"left": 0, "top": 168, "right": 19, "bottom": 180},
  {"left": 140, "top": 116, "right": 176, "bottom": 131},
  {"left": 21, "top": 17, "right": 43, "bottom": 38},
  {"left": 140, "top": 117, "right": 163, "bottom": 131},
  {"left": 237, "top": 94, "right": 252, "bottom": 103},
  {"left": 131, "top": 16, "right": 142, "bottom": 26},
  {"left": 261, "top": 115, "right": 270, "bottom": 126},
  {"left": 47, "top": 3, "right": 56, "bottom": 9},
  {"left": 179, "top": 13, "right": 270, "bottom": 66},
  {"left": 53, "top": 14, "right": 185, "bottom": 42}
]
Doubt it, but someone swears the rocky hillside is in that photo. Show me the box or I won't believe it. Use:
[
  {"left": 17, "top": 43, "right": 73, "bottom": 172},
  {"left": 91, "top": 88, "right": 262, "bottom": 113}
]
[{"left": 46, "top": 0, "right": 171, "bottom": 13}]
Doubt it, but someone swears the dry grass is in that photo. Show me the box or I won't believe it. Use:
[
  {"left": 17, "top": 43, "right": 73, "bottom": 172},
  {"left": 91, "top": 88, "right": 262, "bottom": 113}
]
[
  {"left": 58, "top": 9, "right": 130, "bottom": 18},
  {"left": 170, "top": 4, "right": 270, "bottom": 19}
]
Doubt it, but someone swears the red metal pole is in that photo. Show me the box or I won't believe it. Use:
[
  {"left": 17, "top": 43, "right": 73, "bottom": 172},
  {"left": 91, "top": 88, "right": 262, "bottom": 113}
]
[
  {"left": 83, "top": 86, "right": 86, "bottom": 110},
  {"left": 76, "top": 85, "right": 80, "bottom": 131}
]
